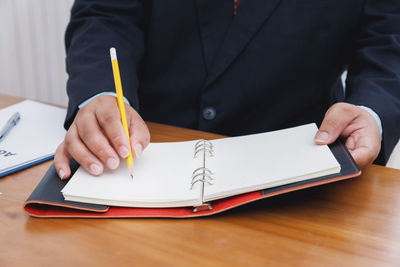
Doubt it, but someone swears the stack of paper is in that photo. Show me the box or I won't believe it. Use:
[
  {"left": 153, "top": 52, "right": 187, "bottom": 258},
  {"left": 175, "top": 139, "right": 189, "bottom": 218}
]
[{"left": 62, "top": 124, "right": 341, "bottom": 208}]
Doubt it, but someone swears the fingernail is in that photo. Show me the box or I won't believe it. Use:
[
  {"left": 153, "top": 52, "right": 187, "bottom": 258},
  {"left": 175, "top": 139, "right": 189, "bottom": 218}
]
[
  {"left": 119, "top": 146, "right": 130, "bottom": 158},
  {"left": 315, "top": 131, "right": 329, "bottom": 143},
  {"left": 90, "top": 163, "right": 102, "bottom": 175},
  {"left": 107, "top": 158, "right": 119, "bottom": 169},
  {"left": 58, "top": 169, "right": 65, "bottom": 180},
  {"left": 134, "top": 143, "right": 143, "bottom": 158}
]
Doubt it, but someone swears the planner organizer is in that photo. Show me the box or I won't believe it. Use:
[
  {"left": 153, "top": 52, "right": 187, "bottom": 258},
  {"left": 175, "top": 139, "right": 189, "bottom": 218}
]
[{"left": 24, "top": 123, "right": 361, "bottom": 218}]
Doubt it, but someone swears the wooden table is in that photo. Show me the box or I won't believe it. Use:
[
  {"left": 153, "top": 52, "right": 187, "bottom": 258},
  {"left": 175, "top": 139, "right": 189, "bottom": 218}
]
[{"left": 1, "top": 94, "right": 400, "bottom": 266}]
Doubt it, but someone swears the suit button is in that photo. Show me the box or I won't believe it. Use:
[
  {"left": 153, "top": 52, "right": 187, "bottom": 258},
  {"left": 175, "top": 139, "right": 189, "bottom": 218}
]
[{"left": 202, "top": 107, "right": 216, "bottom": 120}]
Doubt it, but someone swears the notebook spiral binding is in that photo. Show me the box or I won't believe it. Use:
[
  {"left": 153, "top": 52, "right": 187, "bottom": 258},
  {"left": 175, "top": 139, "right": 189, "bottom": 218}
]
[
  {"left": 193, "top": 139, "right": 214, "bottom": 158},
  {"left": 191, "top": 140, "right": 214, "bottom": 212}
]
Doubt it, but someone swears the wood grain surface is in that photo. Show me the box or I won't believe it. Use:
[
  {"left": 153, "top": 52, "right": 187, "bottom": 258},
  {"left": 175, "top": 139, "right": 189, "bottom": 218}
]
[{"left": 1, "top": 94, "right": 400, "bottom": 266}]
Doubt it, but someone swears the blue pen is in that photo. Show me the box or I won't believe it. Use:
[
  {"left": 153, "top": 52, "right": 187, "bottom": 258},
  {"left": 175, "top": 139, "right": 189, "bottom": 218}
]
[{"left": 0, "top": 112, "right": 21, "bottom": 143}]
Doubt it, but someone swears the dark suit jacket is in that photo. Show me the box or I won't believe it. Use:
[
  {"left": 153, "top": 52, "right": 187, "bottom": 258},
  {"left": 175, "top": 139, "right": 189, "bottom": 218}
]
[{"left": 65, "top": 0, "right": 400, "bottom": 164}]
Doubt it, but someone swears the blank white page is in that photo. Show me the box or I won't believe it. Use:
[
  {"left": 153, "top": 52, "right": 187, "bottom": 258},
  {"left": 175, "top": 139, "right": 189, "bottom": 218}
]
[
  {"left": 204, "top": 123, "right": 340, "bottom": 201},
  {"left": 62, "top": 140, "right": 203, "bottom": 207}
]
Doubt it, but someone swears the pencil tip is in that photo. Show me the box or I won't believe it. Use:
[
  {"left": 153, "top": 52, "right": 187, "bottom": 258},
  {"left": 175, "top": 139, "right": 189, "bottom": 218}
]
[{"left": 128, "top": 165, "right": 134, "bottom": 179}]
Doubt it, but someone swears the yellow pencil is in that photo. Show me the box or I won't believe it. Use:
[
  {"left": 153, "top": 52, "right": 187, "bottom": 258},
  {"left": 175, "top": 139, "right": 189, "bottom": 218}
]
[{"left": 110, "top": 47, "right": 134, "bottom": 178}]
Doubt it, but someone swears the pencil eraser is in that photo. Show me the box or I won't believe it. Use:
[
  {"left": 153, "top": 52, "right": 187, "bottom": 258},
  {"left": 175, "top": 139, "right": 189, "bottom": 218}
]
[{"left": 110, "top": 47, "right": 117, "bottom": 60}]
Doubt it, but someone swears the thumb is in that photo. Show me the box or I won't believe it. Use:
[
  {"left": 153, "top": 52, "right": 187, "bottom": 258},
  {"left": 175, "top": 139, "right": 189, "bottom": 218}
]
[{"left": 315, "top": 103, "right": 359, "bottom": 145}]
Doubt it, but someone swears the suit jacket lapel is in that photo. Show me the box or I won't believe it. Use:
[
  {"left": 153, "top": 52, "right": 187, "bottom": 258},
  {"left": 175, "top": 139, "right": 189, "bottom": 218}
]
[
  {"left": 196, "top": 0, "right": 234, "bottom": 74},
  {"left": 204, "top": 0, "right": 282, "bottom": 88}
]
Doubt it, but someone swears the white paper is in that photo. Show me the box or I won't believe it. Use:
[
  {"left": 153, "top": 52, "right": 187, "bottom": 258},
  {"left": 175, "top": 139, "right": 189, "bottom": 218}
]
[
  {"left": 62, "top": 123, "right": 341, "bottom": 208},
  {"left": 204, "top": 123, "right": 340, "bottom": 201},
  {"left": 62, "top": 140, "right": 202, "bottom": 207}
]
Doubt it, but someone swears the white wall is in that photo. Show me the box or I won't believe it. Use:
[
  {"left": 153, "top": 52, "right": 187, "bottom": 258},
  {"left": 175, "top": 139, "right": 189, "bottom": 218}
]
[{"left": 0, "top": 0, "right": 74, "bottom": 106}]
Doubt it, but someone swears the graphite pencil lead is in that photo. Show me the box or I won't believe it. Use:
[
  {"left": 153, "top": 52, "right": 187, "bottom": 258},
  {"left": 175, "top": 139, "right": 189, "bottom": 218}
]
[{"left": 128, "top": 165, "right": 134, "bottom": 179}]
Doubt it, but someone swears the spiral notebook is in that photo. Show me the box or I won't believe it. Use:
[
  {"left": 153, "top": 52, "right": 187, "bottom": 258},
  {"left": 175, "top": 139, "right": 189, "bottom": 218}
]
[{"left": 61, "top": 123, "right": 341, "bottom": 209}]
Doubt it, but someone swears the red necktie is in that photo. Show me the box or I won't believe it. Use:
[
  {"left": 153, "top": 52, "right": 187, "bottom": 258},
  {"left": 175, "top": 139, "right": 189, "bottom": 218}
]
[{"left": 234, "top": 0, "right": 242, "bottom": 15}]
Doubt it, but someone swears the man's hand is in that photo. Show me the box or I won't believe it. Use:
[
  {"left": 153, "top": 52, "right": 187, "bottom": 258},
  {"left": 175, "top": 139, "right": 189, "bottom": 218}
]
[
  {"left": 54, "top": 95, "right": 150, "bottom": 179},
  {"left": 314, "top": 103, "right": 381, "bottom": 169}
]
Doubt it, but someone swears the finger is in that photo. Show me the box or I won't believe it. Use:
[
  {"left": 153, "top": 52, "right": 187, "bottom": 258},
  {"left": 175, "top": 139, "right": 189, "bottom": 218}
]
[
  {"left": 346, "top": 131, "right": 380, "bottom": 169},
  {"left": 96, "top": 99, "right": 131, "bottom": 159},
  {"left": 54, "top": 142, "right": 72, "bottom": 180},
  {"left": 315, "top": 103, "right": 360, "bottom": 145},
  {"left": 129, "top": 110, "right": 151, "bottom": 158},
  {"left": 76, "top": 111, "right": 120, "bottom": 170},
  {"left": 345, "top": 135, "right": 357, "bottom": 151},
  {"left": 65, "top": 124, "right": 104, "bottom": 175},
  {"left": 349, "top": 146, "right": 375, "bottom": 169}
]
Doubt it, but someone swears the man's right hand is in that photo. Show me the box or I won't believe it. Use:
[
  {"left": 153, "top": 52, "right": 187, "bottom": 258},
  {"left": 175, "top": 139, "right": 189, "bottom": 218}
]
[{"left": 54, "top": 95, "right": 150, "bottom": 180}]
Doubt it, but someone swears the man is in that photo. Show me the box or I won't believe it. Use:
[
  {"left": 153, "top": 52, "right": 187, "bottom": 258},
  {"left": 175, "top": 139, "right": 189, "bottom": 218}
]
[{"left": 54, "top": 0, "right": 400, "bottom": 179}]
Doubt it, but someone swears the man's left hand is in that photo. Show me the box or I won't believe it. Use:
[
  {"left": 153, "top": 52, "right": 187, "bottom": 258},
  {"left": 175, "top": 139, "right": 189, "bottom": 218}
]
[{"left": 314, "top": 102, "right": 381, "bottom": 169}]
